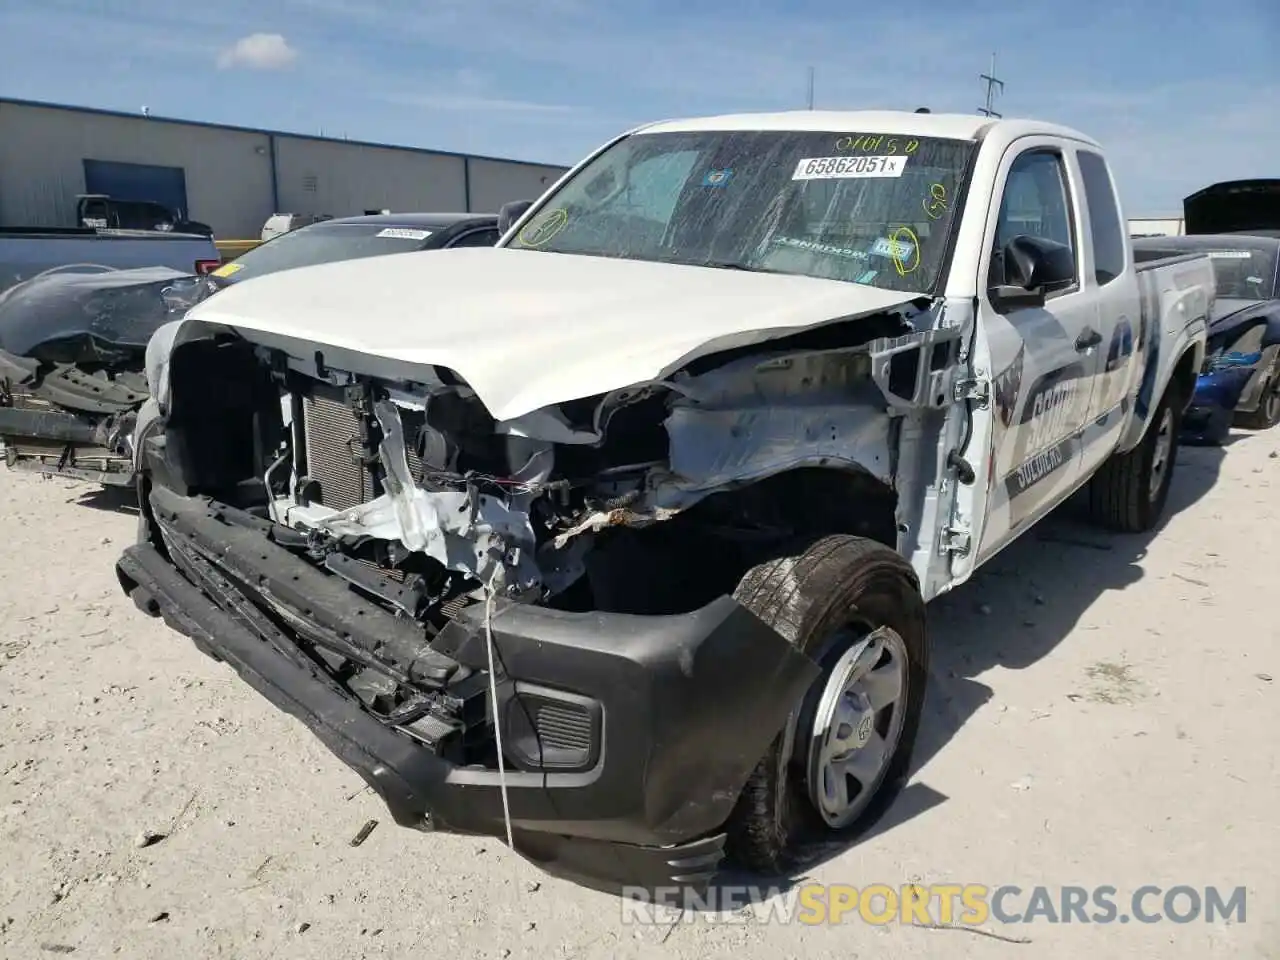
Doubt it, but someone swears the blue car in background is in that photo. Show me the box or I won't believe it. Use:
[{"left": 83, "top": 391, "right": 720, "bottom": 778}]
[{"left": 1132, "top": 234, "right": 1280, "bottom": 444}]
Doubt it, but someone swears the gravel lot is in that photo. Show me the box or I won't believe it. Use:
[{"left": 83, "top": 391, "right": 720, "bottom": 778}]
[{"left": 0, "top": 433, "right": 1276, "bottom": 959}]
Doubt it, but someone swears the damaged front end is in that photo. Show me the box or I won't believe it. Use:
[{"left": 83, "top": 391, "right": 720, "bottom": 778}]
[
  {"left": 0, "top": 348, "right": 147, "bottom": 485},
  {"left": 119, "top": 296, "right": 972, "bottom": 891},
  {"left": 0, "top": 267, "right": 206, "bottom": 485}
]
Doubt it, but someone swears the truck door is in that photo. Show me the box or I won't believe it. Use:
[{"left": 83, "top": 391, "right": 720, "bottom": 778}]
[
  {"left": 1070, "top": 148, "right": 1141, "bottom": 478},
  {"left": 972, "top": 142, "right": 1097, "bottom": 565}
]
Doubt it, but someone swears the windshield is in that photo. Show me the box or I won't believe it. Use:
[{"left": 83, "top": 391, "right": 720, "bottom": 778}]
[
  {"left": 506, "top": 129, "right": 976, "bottom": 294},
  {"left": 1136, "top": 241, "right": 1279, "bottom": 300},
  {"left": 1201, "top": 245, "right": 1278, "bottom": 300},
  {"left": 216, "top": 222, "right": 434, "bottom": 283}
]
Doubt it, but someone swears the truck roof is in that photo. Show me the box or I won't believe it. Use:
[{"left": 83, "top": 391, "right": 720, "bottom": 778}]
[{"left": 635, "top": 110, "right": 1097, "bottom": 147}]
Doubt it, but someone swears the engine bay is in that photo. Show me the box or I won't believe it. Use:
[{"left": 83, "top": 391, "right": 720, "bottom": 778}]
[{"left": 140, "top": 299, "right": 965, "bottom": 741}]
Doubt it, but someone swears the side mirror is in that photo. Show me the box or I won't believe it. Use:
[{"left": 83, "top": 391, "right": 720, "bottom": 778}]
[
  {"left": 991, "top": 235, "right": 1076, "bottom": 309},
  {"left": 497, "top": 199, "right": 534, "bottom": 236}
]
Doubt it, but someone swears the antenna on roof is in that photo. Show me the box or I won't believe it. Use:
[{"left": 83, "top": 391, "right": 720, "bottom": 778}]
[
  {"left": 806, "top": 66, "right": 815, "bottom": 110},
  {"left": 978, "top": 52, "right": 1004, "bottom": 118}
]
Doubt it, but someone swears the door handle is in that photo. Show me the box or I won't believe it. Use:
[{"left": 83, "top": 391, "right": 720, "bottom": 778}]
[{"left": 1075, "top": 329, "right": 1102, "bottom": 352}]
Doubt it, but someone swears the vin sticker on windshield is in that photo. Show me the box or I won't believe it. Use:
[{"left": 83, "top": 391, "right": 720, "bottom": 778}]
[
  {"left": 792, "top": 155, "right": 908, "bottom": 180},
  {"left": 376, "top": 227, "right": 431, "bottom": 240},
  {"left": 871, "top": 236, "right": 915, "bottom": 260}
]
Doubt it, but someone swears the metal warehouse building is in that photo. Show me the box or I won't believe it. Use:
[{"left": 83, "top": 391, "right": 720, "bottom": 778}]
[{"left": 0, "top": 97, "right": 570, "bottom": 239}]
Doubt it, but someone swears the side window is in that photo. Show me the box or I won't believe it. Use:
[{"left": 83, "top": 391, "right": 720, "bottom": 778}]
[
  {"left": 449, "top": 228, "right": 500, "bottom": 248},
  {"left": 1076, "top": 151, "right": 1126, "bottom": 285},
  {"left": 991, "top": 151, "right": 1077, "bottom": 287}
]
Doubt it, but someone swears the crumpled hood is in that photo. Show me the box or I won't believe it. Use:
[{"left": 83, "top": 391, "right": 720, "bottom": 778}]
[{"left": 183, "top": 247, "right": 920, "bottom": 421}]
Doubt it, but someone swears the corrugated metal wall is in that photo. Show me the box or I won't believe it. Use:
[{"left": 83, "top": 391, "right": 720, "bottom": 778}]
[
  {"left": 274, "top": 137, "right": 469, "bottom": 218},
  {"left": 0, "top": 100, "right": 569, "bottom": 239},
  {"left": 467, "top": 157, "right": 565, "bottom": 213},
  {"left": 0, "top": 102, "right": 272, "bottom": 237}
]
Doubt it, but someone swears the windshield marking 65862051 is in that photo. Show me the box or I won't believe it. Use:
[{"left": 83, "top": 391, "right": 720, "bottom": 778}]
[
  {"left": 791, "top": 155, "right": 909, "bottom": 180},
  {"left": 505, "top": 129, "right": 975, "bottom": 295}
]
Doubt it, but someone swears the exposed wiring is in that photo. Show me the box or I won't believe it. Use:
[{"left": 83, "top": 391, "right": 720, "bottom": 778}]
[
  {"left": 482, "top": 570, "right": 516, "bottom": 853},
  {"left": 420, "top": 469, "right": 571, "bottom": 499},
  {"left": 262, "top": 449, "right": 292, "bottom": 522}
]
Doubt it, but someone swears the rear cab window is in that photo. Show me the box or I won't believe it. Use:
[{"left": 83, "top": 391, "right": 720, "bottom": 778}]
[{"left": 1076, "top": 151, "right": 1127, "bottom": 285}]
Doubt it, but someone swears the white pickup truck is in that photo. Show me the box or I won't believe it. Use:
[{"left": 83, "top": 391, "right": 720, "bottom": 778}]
[{"left": 116, "top": 111, "right": 1212, "bottom": 894}]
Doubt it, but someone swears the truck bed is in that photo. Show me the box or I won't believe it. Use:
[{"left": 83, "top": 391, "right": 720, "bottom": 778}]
[
  {"left": 0, "top": 228, "right": 219, "bottom": 294},
  {"left": 1125, "top": 250, "right": 1214, "bottom": 446}
]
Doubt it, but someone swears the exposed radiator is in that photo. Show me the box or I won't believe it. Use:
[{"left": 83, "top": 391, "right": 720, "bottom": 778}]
[{"left": 301, "top": 385, "right": 425, "bottom": 513}]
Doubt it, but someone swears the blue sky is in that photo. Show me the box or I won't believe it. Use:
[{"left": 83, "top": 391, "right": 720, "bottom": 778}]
[{"left": 2, "top": 0, "right": 1276, "bottom": 213}]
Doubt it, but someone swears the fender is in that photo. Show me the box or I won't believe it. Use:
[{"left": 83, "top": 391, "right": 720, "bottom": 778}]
[
  {"left": 1262, "top": 314, "right": 1280, "bottom": 349},
  {"left": 1116, "top": 327, "right": 1204, "bottom": 454}
]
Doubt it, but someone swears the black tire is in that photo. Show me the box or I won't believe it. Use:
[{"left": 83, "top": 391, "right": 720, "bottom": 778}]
[
  {"left": 1234, "top": 369, "right": 1280, "bottom": 431},
  {"left": 724, "top": 535, "right": 928, "bottom": 874},
  {"left": 1085, "top": 385, "right": 1181, "bottom": 533}
]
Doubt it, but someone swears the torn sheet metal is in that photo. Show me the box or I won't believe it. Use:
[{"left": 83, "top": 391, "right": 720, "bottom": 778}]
[
  {"left": 311, "top": 400, "right": 543, "bottom": 594},
  {"left": 313, "top": 487, "right": 542, "bottom": 594},
  {"left": 552, "top": 505, "right": 680, "bottom": 548},
  {"left": 657, "top": 404, "right": 893, "bottom": 499}
]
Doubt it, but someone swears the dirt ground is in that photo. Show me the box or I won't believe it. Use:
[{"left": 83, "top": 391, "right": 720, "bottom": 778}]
[{"left": 0, "top": 433, "right": 1276, "bottom": 960}]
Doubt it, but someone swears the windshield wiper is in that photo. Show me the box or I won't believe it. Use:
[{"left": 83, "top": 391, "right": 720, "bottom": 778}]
[{"left": 701, "top": 260, "right": 754, "bottom": 271}]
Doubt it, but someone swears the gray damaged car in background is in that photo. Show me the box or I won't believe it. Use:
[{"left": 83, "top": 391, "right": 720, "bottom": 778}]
[{"left": 0, "top": 266, "right": 204, "bottom": 486}]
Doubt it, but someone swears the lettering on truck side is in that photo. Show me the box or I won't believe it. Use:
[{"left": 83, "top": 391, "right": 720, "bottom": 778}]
[
  {"left": 1003, "top": 362, "right": 1091, "bottom": 526},
  {"left": 1024, "top": 378, "right": 1082, "bottom": 456}
]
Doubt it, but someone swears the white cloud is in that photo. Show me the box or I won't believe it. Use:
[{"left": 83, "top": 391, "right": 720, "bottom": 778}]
[{"left": 216, "top": 33, "right": 298, "bottom": 70}]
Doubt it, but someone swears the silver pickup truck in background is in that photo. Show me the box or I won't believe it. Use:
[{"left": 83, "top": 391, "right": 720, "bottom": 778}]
[
  {"left": 0, "top": 227, "right": 220, "bottom": 295},
  {"left": 117, "top": 110, "right": 1212, "bottom": 894}
]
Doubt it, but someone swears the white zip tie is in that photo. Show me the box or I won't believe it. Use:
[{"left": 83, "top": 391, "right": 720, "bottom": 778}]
[{"left": 483, "top": 573, "right": 516, "bottom": 853}]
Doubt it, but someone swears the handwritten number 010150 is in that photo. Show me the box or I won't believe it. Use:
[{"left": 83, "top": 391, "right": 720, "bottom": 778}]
[
  {"left": 923, "top": 183, "right": 948, "bottom": 220},
  {"left": 834, "top": 135, "right": 920, "bottom": 155}
]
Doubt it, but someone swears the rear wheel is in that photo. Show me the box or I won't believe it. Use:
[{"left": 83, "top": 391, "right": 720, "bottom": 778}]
[
  {"left": 1085, "top": 385, "right": 1180, "bottom": 533},
  {"left": 724, "top": 535, "right": 928, "bottom": 874},
  {"left": 1234, "top": 369, "right": 1280, "bottom": 430}
]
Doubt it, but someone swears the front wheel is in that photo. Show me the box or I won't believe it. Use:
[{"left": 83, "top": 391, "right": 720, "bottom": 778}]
[
  {"left": 724, "top": 535, "right": 928, "bottom": 874},
  {"left": 1084, "top": 385, "right": 1180, "bottom": 533}
]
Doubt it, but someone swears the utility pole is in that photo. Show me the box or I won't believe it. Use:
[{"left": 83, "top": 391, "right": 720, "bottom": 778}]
[
  {"left": 806, "top": 66, "right": 815, "bottom": 110},
  {"left": 978, "top": 53, "right": 1004, "bottom": 118}
]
